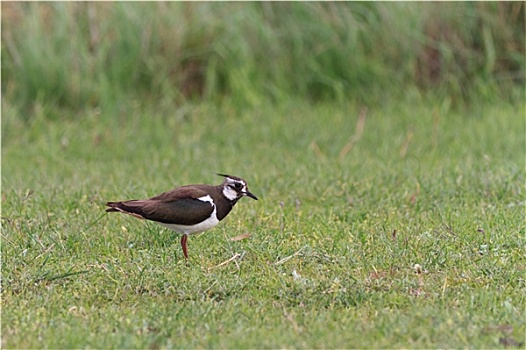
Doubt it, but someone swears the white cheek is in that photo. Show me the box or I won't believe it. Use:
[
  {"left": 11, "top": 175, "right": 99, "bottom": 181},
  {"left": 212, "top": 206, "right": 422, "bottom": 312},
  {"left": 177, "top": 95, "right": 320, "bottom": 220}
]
[{"left": 222, "top": 187, "right": 238, "bottom": 201}]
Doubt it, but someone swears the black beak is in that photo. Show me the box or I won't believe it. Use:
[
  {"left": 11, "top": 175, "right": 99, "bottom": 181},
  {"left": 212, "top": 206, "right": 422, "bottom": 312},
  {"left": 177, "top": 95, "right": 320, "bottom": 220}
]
[{"left": 245, "top": 191, "right": 258, "bottom": 200}]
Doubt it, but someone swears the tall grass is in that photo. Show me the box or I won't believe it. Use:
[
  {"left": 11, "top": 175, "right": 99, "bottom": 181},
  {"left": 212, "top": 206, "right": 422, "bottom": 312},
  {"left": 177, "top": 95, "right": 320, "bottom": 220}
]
[{"left": 2, "top": 2, "right": 524, "bottom": 116}]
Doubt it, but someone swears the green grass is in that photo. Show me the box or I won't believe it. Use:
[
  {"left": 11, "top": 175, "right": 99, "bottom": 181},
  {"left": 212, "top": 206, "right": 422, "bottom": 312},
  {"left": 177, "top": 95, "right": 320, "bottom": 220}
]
[
  {"left": 3, "top": 2, "right": 524, "bottom": 111},
  {"left": 2, "top": 96, "right": 525, "bottom": 348},
  {"left": 2, "top": 2, "right": 525, "bottom": 348}
]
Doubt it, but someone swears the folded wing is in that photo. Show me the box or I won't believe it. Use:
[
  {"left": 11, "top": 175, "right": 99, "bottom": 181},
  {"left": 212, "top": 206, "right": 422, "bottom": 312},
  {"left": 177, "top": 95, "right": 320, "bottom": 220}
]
[{"left": 106, "top": 186, "right": 215, "bottom": 225}]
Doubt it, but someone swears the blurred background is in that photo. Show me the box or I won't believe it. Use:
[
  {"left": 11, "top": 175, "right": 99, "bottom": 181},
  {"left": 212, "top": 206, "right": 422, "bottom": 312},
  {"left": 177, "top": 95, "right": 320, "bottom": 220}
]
[
  {"left": 2, "top": 4, "right": 525, "bottom": 348},
  {"left": 2, "top": 2, "right": 524, "bottom": 116}
]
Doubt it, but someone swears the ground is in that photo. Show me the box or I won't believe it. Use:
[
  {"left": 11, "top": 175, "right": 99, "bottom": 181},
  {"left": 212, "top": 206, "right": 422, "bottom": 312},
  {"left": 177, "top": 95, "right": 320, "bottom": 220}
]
[{"left": 2, "top": 98, "right": 524, "bottom": 348}]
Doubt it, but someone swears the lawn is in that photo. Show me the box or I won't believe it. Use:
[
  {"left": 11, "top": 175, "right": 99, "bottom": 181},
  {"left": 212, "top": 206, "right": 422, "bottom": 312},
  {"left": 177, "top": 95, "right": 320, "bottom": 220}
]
[{"left": 2, "top": 96, "right": 524, "bottom": 348}]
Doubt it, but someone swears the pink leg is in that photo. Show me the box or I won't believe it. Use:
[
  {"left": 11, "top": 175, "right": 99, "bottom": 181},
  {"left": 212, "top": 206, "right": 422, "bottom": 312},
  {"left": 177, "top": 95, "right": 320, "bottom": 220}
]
[{"left": 181, "top": 235, "right": 189, "bottom": 259}]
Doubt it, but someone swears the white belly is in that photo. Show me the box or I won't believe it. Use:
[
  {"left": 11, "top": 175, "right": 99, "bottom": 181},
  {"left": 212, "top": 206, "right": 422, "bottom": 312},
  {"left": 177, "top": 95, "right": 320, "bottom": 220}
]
[
  {"left": 157, "top": 195, "right": 220, "bottom": 235},
  {"left": 158, "top": 214, "right": 220, "bottom": 235}
]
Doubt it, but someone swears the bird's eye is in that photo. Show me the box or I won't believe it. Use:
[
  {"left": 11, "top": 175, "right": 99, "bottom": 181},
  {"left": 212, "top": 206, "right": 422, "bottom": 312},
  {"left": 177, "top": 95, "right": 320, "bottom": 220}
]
[{"left": 233, "top": 182, "right": 242, "bottom": 190}]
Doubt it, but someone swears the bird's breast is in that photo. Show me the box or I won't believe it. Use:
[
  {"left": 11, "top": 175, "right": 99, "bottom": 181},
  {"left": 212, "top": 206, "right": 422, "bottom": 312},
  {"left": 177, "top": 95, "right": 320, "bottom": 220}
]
[{"left": 158, "top": 204, "right": 220, "bottom": 235}]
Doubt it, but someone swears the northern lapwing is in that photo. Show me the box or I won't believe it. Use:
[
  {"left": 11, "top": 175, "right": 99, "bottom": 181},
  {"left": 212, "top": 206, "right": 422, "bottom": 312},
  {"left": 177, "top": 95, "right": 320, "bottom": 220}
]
[{"left": 106, "top": 174, "right": 257, "bottom": 259}]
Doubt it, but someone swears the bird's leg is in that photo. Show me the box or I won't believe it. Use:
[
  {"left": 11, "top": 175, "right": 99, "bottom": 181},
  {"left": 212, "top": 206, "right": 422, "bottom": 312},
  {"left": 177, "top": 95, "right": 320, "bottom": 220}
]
[{"left": 181, "top": 235, "right": 189, "bottom": 259}]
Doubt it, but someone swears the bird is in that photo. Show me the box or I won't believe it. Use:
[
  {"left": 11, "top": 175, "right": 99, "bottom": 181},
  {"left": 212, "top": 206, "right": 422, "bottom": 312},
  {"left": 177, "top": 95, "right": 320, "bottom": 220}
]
[{"left": 105, "top": 174, "right": 258, "bottom": 259}]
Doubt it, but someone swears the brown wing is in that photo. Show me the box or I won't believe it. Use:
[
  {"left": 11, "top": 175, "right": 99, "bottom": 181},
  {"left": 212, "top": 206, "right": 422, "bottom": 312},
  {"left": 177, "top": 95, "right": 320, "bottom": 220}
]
[
  {"left": 149, "top": 185, "right": 209, "bottom": 202},
  {"left": 106, "top": 185, "right": 216, "bottom": 225}
]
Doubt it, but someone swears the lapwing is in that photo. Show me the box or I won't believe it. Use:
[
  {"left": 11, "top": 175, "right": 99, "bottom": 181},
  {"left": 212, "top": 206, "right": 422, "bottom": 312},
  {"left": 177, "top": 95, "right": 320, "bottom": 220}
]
[{"left": 106, "top": 174, "right": 257, "bottom": 259}]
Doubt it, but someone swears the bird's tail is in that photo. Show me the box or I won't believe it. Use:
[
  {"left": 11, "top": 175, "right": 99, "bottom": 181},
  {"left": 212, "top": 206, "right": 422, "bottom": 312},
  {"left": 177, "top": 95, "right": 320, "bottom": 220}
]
[
  {"left": 105, "top": 201, "right": 123, "bottom": 212},
  {"left": 105, "top": 201, "right": 146, "bottom": 219}
]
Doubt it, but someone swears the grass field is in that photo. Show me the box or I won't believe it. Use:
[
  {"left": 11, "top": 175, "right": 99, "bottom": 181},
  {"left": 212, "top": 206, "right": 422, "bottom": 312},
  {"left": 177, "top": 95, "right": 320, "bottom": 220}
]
[
  {"left": 2, "top": 95, "right": 525, "bottom": 348},
  {"left": 2, "top": 2, "right": 525, "bottom": 349}
]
